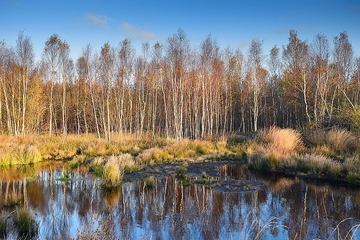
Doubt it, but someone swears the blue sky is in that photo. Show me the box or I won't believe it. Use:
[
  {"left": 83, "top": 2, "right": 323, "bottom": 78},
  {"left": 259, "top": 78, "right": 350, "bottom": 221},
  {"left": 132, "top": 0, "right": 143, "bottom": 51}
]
[{"left": 1, "top": 0, "right": 359, "bottom": 61}]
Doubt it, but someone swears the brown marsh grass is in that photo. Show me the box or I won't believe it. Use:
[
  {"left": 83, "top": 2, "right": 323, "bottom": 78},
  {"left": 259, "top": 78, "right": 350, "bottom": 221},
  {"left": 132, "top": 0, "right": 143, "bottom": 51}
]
[
  {"left": 258, "top": 126, "right": 303, "bottom": 155},
  {"left": 307, "top": 128, "right": 359, "bottom": 156},
  {"left": 91, "top": 154, "right": 136, "bottom": 187},
  {"left": 102, "top": 156, "right": 123, "bottom": 187},
  {"left": 247, "top": 127, "right": 303, "bottom": 170},
  {"left": 0, "top": 133, "right": 237, "bottom": 168},
  {"left": 248, "top": 127, "right": 360, "bottom": 184},
  {"left": 326, "top": 129, "right": 358, "bottom": 153},
  {"left": 135, "top": 147, "right": 173, "bottom": 165}
]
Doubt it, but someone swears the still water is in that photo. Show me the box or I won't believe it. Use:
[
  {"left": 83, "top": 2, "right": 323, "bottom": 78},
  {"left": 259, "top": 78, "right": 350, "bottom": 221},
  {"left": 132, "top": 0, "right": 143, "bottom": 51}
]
[{"left": 1, "top": 163, "right": 360, "bottom": 239}]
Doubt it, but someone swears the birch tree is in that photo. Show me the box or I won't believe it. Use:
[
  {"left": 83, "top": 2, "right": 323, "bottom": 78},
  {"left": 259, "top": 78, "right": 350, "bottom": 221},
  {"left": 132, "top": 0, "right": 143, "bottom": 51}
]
[
  {"left": 116, "top": 38, "right": 134, "bottom": 134},
  {"left": 165, "top": 29, "right": 189, "bottom": 140},
  {"left": 44, "top": 34, "right": 62, "bottom": 135},
  {"left": 16, "top": 32, "right": 34, "bottom": 135},
  {"left": 99, "top": 42, "right": 115, "bottom": 140},
  {"left": 283, "top": 30, "right": 311, "bottom": 127},
  {"left": 333, "top": 32, "right": 354, "bottom": 109},
  {"left": 59, "top": 40, "right": 71, "bottom": 135},
  {"left": 247, "top": 38, "right": 266, "bottom": 131},
  {"left": 310, "top": 33, "right": 331, "bottom": 125},
  {"left": 268, "top": 45, "right": 282, "bottom": 126}
]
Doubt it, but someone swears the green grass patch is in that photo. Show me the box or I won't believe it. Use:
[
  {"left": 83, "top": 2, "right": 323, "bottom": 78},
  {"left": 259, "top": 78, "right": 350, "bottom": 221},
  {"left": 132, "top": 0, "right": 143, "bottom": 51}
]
[
  {"left": 347, "top": 173, "right": 358, "bottom": 185},
  {"left": 124, "top": 165, "right": 140, "bottom": 174},
  {"left": 226, "top": 134, "right": 247, "bottom": 147},
  {"left": 57, "top": 170, "right": 71, "bottom": 181},
  {"left": 145, "top": 176, "right": 155, "bottom": 188},
  {"left": 248, "top": 158, "right": 270, "bottom": 172},
  {"left": 70, "top": 161, "right": 79, "bottom": 170},
  {"left": 180, "top": 177, "right": 191, "bottom": 187},
  {"left": 175, "top": 166, "right": 187, "bottom": 179},
  {"left": 0, "top": 219, "right": 6, "bottom": 238},
  {"left": 3, "top": 197, "right": 22, "bottom": 208},
  {"left": 13, "top": 208, "right": 38, "bottom": 238},
  {"left": 195, "top": 178, "right": 207, "bottom": 184},
  {"left": 89, "top": 165, "right": 103, "bottom": 178}
]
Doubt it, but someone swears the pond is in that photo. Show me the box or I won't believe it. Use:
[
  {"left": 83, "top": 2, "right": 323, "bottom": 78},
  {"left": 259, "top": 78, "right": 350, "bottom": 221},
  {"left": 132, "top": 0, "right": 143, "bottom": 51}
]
[{"left": 1, "top": 162, "right": 360, "bottom": 239}]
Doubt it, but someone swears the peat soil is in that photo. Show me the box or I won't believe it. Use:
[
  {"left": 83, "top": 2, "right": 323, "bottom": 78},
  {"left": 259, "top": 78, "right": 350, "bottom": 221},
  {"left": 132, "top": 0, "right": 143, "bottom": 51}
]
[{"left": 123, "top": 160, "right": 266, "bottom": 193}]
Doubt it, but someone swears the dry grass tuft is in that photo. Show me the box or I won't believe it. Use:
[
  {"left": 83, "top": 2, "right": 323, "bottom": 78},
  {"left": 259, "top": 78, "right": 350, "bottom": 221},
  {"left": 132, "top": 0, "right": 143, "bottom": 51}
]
[
  {"left": 102, "top": 156, "right": 123, "bottom": 187},
  {"left": 307, "top": 128, "right": 359, "bottom": 155},
  {"left": 136, "top": 147, "right": 173, "bottom": 165},
  {"left": 326, "top": 128, "right": 358, "bottom": 153},
  {"left": 166, "top": 139, "right": 217, "bottom": 160},
  {"left": 258, "top": 127, "right": 303, "bottom": 154},
  {"left": 91, "top": 156, "right": 106, "bottom": 166},
  {"left": 24, "top": 145, "right": 42, "bottom": 164},
  {"left": 99, "top": 154, "right": 136, "bottom": 187},
  {"left": 247, "top": 127, "right": 303, "bottom": 170}
]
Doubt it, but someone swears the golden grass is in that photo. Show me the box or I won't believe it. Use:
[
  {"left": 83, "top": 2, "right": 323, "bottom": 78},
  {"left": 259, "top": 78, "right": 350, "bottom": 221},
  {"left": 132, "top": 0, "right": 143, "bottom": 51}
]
[
  {"left": 0, "top": 144, "right": 42, "bottom": 166},
  {"left": 326, "top": 129, "right": 358, "bottom": 153},
  {"left": 162, "top": 139, "right": 218, "bottom": 161},
  {"left": 247, "top": 127, "right": 303, "bottom": 170},
  {"left": 0, "top": 133, "right": 236, "bottom": 168},
  {"left": 102, "top": 156, "right": 123, "bottom": 187},
  {"left": 136, "top": 147, "right": 173, "bottom": 165},
  {"left": 258, "top": 127, "right": 303, "bottom": 154},
  {"left": 93, "top": 153, "right": 136, "bottom": 187},
  {"left": 307, "top": 128, "right": 359, "bottom": 156},
  {"left": 135, "top": 139, "right": 221, "bottom": 165}
]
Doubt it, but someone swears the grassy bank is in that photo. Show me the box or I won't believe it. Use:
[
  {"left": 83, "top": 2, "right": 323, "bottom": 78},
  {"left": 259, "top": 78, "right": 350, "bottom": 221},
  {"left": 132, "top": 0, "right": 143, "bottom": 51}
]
[
  {"left": 1, "top": 128, "right": 360, "bottom": 186},
  {"left": 0, "top": 134, "right": 235, "bottom": 164},
  {"left": 0, "top": 134, "right": 239, "bottom": 187},
  {"left": 247, "top": 127, "right": 360, "bottom": 185}
]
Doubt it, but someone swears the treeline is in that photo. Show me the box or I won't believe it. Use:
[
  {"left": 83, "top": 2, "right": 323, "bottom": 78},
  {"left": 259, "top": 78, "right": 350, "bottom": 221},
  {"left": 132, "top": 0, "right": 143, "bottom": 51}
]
[{"left": 0, "top": 29, "right": 359, "bottom": 139}]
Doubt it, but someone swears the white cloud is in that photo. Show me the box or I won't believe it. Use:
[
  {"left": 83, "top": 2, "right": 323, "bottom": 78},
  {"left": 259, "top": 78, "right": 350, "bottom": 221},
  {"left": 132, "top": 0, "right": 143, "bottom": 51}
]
[
  {"left": 238, "top": 41, "right": 251, "bottom": 50},
  {"left": 120, "top": 22, "right": 156, "bottom": 40},
  {"left": 85, "top": 13, "right": 109, "bottom": 26}
]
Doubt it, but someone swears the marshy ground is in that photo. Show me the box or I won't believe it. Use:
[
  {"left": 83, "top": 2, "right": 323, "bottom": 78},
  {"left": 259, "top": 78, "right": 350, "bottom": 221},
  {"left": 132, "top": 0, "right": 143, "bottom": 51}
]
[{"left": 123, "top": 160, "right": 266, "bottom": 193}]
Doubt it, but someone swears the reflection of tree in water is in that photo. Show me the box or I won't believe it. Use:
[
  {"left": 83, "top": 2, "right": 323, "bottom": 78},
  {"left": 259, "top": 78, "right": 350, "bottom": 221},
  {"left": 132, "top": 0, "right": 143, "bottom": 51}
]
[
  {"left": 111, "top": 173, "right": 360, "bottom": 239},
  {"left": 2, "top": 165, "right": 360, "bottom": 239},
  {"left": 269, "top": 178, "right": 360, "bottom": 239}
]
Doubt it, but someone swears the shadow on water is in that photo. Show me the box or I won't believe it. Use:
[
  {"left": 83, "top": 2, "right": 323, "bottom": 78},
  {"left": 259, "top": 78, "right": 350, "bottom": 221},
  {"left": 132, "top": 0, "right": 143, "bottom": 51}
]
[{"left": 0, "top": 162, "right": 360, "bottom": 239}]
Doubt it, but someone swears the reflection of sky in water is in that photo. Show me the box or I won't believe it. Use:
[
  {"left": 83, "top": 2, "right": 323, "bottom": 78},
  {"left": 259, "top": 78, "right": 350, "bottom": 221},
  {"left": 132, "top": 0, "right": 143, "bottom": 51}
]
[{"left": 1, "top": 164, "right": 360, "bottom": 239}]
